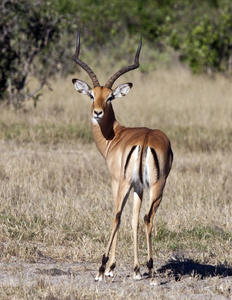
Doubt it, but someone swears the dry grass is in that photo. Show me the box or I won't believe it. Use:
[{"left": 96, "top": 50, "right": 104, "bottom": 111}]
[{"left": 0, "top": 66, "right": 232, "bottom": 298}]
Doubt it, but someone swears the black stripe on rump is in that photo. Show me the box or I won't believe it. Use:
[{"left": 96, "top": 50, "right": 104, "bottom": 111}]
[
  {"left": 150, "top": 148, "right": 160, "bottom": 180},
  {"left": 139, "top": 146, "right": 143, "bottom": 184},
  {"left": 124, "top": 146, "right": 137, "bottom": 175}
]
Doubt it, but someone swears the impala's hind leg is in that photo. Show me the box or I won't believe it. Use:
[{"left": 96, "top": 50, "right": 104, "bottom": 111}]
[
  {"left": 132, "top": 190, "right": 143, "bottom": 280},
  {"left": 144, "top": 181, "right": 164, "bottom": 278},
  {"left": 95, "top": 180, "right": 131, "bottom": 281}
]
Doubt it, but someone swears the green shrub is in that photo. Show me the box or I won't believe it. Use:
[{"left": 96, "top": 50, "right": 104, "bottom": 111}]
[{"left": 0, "top": 0, "right": 62, "bottom": 106}]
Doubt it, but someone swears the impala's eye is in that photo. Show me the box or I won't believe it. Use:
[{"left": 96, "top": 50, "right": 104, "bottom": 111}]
[{"left": 90, "top": 94, "right": 94, "bottom": 100}]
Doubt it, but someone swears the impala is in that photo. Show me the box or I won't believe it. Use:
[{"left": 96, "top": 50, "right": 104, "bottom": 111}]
[{"left": 72, "top": 30, "right": 173, "bottom": 282}]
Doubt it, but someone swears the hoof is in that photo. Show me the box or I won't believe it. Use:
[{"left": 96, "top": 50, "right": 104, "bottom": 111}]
[
  {"left": 95, "top": 273, "right": 103, "bottom": 282},
  {"left": 133, "top": 271, "right": 142, "bottom": 280},
  {"left": 150, "top": 278, "right": 159, "bottom": 286},
  {"left": 105, "top": 269, "right": 114, "bottom": 278}
]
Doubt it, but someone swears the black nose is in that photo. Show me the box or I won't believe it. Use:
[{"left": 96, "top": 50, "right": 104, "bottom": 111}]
[{"left": 94, "top": 110, "right": 103, "bottom": 116}]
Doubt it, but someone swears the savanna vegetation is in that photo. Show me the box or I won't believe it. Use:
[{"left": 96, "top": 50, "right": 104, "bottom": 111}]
[
  {"left": 0, "top": 68, "right": 232, "bottom": 298},
  {"left": 1, "top": 0, "right": 232, "bottom": 106},
  {"left": 0, "top": 0, "right": 232, "bottom": 299}
]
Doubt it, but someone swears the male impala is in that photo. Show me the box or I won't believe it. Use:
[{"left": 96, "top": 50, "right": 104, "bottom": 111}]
[{"left": 72, "top": 30, "right": 173, "bottom": 282}]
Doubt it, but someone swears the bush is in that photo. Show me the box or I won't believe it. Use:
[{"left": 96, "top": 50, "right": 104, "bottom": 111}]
[
  {"left": 0, "top": 0, "right": 62, "bottom": 107},
  {"left": 180, "top": 6, "right": 232, "bottom": 73},
  {"left": 168, "top": 0, "right": 232, "bottom": 73}
]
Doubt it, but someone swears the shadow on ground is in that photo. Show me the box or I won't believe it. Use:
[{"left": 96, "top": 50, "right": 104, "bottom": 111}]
[{"left": 156, "top": 258, "right": 232, "bottom": 281}]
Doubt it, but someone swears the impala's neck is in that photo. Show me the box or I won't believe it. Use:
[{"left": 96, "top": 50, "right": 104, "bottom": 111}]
[{"left": 91, "top": 102, "right": 120, "bottom": 159}]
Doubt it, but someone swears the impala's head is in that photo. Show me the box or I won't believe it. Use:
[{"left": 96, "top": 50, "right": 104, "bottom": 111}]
[
  {"left": 72, "top": 29, "right": 142, "bottom": 123},
  {"left": 72, "top": 79, "right": 132, "bottom": 122}
]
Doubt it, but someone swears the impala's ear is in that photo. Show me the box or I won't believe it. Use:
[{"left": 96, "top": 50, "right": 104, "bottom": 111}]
[
  {"left": 72, "top": 78, "right": 92, "bottom": 96},
  {"left": 112, "top": 83, "right": 133, "bottom": 98}
]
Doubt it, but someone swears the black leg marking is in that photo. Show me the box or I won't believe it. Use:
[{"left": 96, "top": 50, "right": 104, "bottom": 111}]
[
  {"left": 102, "top": 254, "right": 109, "bottom": 265},
  {"left": 99, "top": 265, "right": 105, "bottom": 274},
  {"left": 147, "top": 258, "right": 154, "bottom": 278},
  {"left": 134, "top": 265, "right": 140, "bottom": 273},
  {"left": 147, "top": 258, "right": 153, "bottom": 270},
  {"left": 110, "top": 263, "right": 116, "bottom": 271},
  {"left": 116, "top": 212, "right": 121, "bottom": 221},
  {"left": 98, "top": 254, "right": 109, "bottom": 275},
  {"left": 144, "top": 214, "right": 149, "bottom": 224}
]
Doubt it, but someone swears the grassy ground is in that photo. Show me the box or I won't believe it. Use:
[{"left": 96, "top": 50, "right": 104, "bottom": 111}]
[{"left": 0, "top": 66, "right": 232, "bottom": 299}]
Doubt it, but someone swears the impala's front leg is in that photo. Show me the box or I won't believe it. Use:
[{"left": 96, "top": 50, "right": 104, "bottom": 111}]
[
  {"left": 95, "top": 181, "right": 131, "bottom": 281},
  {"left": 105, "top": 180, "right": 119, "bottom": 278}
]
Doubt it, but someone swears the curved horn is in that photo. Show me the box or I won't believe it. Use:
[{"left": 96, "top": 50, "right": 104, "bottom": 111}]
[
  {"left": 73, "top": 29, "right": 100, "bottom": 87},
  {"left": 105, "top": 36, "right": 142, "bottom": 89}
]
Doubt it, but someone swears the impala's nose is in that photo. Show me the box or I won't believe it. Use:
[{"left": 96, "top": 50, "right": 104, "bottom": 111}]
[{"left": 94, "top": 110, "right": 103, "bottom": 118}]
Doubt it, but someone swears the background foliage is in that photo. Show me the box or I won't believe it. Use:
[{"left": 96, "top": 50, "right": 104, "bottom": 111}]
[
  {"left": 1, "top": 0, "right": 232, "bottom": 104},
  {"left": 0, "top": 0, "right": 62, "bottom": 106}
]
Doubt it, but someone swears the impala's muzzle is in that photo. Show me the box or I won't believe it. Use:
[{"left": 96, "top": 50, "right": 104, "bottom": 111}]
[{"left": 93, "top": 110, "right": 103, "bottom": 119}]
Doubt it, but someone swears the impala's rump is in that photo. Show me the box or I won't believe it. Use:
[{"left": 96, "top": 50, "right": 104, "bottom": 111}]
[
  {"left": 123, "top": 146, "right": 162, "bottom": 190},
  {"left": 122, "top": 129, "right": 172, "bottom": 191}
]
